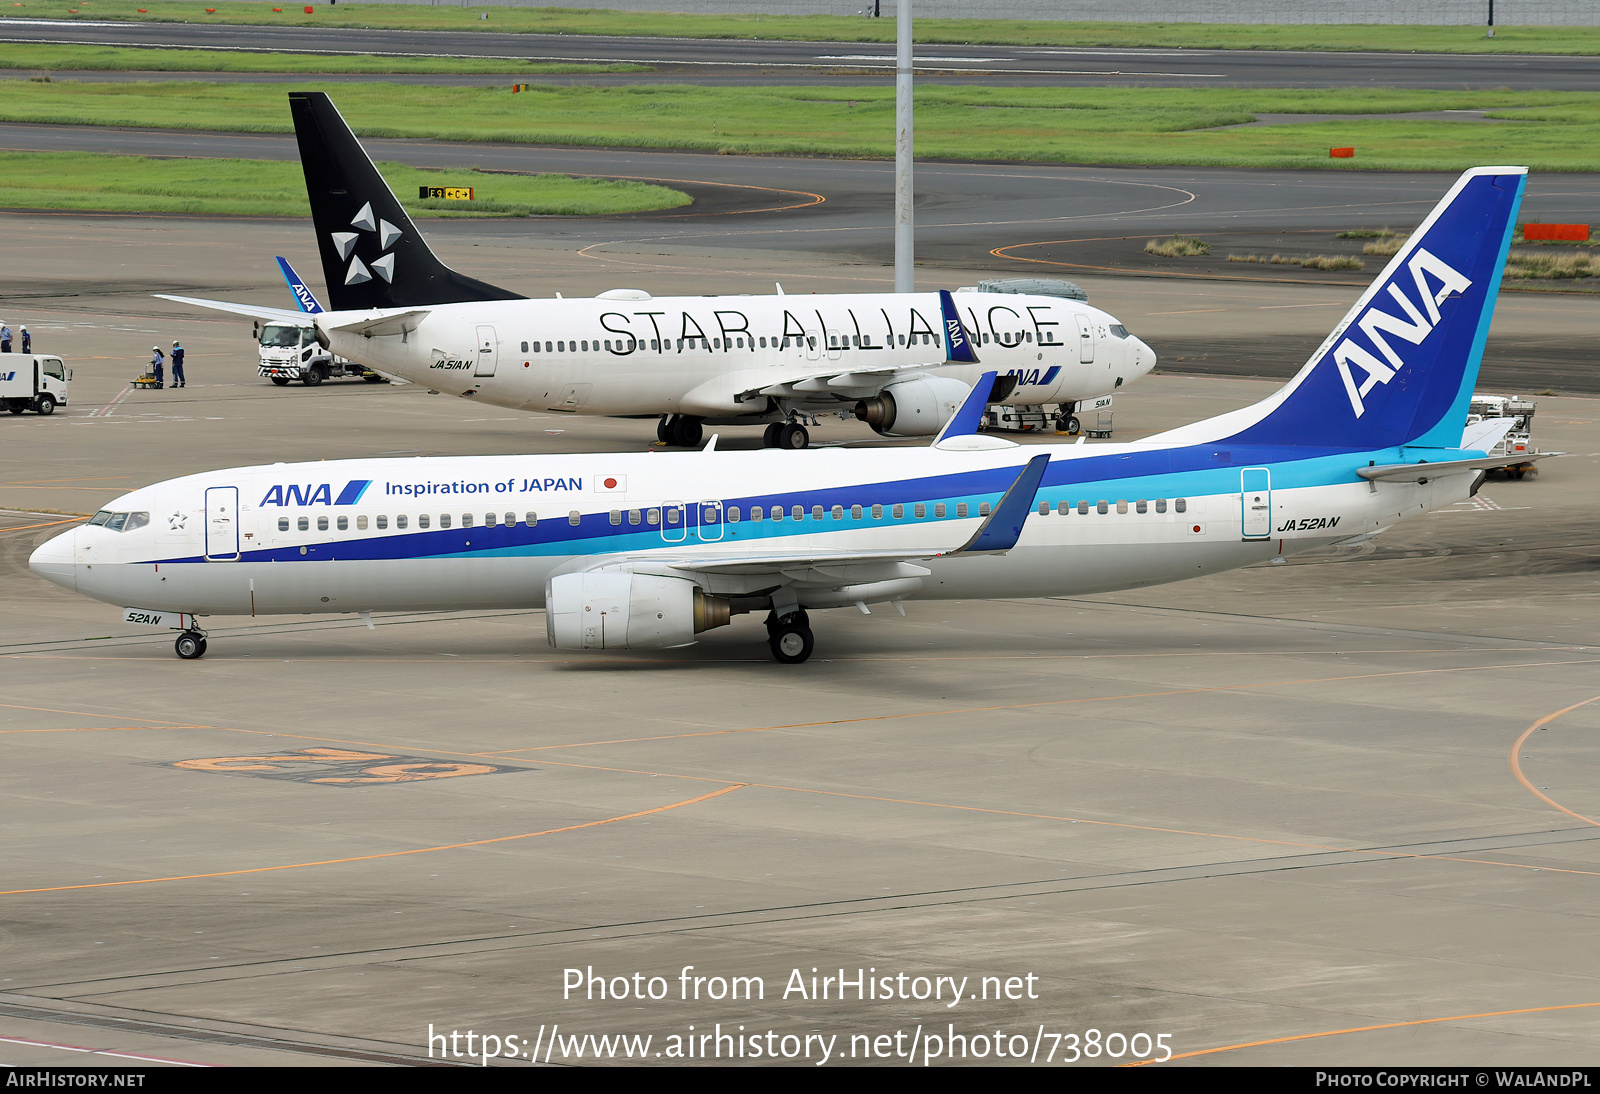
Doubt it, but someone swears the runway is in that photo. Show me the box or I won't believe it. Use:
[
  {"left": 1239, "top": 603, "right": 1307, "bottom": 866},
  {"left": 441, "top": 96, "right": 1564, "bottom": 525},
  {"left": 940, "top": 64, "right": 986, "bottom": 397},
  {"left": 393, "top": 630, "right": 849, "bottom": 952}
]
[{"left": 4, "top": 17, "right": 1600, "bottom": 89}]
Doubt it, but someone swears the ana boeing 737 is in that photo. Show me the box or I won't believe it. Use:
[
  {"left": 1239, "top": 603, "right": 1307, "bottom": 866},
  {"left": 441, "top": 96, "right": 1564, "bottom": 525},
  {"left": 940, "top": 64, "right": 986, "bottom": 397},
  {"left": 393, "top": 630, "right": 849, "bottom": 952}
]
[
  {"left": 159, "top": 92, "right": 1156, "bottom": 448},
  {"left": 35, "top": 167, "right": 1533, "bottom": 664}
]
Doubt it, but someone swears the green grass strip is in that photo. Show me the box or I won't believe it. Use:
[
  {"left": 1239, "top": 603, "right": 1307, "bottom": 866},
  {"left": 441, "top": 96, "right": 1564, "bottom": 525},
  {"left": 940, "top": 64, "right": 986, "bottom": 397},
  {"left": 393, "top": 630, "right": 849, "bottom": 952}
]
[
  {"left": 0, "top": 151, "right": 692, "bottom": 216},
  {"left": 0, "top": 44, "right": 646, "bottom": 74},
  {"left": 8, "top": 4, "right": 1600, "bottom": 54},
  {"left": 4, "top": 81, "right": 1600, "bottom": 172}
]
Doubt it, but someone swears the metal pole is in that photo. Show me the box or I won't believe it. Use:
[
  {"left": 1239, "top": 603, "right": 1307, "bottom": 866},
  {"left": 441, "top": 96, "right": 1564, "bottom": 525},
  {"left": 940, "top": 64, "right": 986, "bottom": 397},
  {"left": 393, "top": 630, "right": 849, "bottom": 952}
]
[
  {"left": 1487, "top": 0, "right": 1495, "bottom": 37},
  {"left": 894, "top": 0, "right": 914, "bottom": 292}
]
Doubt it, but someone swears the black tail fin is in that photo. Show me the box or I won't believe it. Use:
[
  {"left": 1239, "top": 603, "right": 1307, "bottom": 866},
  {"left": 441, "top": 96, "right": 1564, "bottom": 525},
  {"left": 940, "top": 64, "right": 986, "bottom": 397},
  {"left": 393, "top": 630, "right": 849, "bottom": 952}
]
[{"left": 288, "top": 91, "right": 524, "bottom": 311}]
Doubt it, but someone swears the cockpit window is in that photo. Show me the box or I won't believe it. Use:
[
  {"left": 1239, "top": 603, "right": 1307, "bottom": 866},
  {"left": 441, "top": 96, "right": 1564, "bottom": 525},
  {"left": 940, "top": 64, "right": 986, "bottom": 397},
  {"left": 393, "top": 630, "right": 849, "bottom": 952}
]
[
  {"left": 1109, "top": 325, "right": 1130, "bottom": 339},
  {"left": 90, "top": 510, "right": 149, "bottom": 532}
]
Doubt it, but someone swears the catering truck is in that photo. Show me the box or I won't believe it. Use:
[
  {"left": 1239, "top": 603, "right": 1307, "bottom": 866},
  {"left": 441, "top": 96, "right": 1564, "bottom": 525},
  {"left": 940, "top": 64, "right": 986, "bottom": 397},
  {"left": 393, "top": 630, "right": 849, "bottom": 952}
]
[{"left": 1, "top": 354, "right": 70, "bottom": 415}]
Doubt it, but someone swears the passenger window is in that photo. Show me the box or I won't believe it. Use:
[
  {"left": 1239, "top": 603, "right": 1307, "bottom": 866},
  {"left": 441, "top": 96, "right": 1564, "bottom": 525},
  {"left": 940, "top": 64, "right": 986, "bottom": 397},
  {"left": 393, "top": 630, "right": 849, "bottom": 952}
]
[
  {"left": 793, "top": 505, "right": 804, "bottom": 521},
  {"left": 979, "top": 502, "right": 991, "bottom": 517},
  {"left": 439, "top": 513, "right": 451, "bottom": 529},
  {"left": 647, "top": 509, "right": 659, "bottom": 525},
  {"left": 751, "top": 506, "right": 764, "bottom": 521},
  {"left": 666, "top": 508, "right": 679, "bottom": 524},
  {"left": 337, "top": 515, "right": 348, "bottom": 531},
  {"left": 485, "top": 512, "right": 497, "bottom": 527},
  {"left": 1155, "top": 499, "right": 1167, "bottom": 513},
  {"left": 526, "top": 512, "right": 539, "bottom": 526},
  {"left": 377, "top": 515, "right": 388, "bottom": 530},
  {"left": 703, "top": 507, "right": 718, "bottom": 524},
  {"left": 1078, "top": 501, "right": 1089, "bottom": 515},
  {"left": 568, "top": 511, "right": 581, "bottom": 525},
  {"left": 872, "top": 504, "right": 883, "bottom": 519},
  {"left": 419, "top": 514, "right": 431, "bottom": 529},
  {"left": 462, "top": 513, "right": 473, "bottom": 528},
  {"left": 397, "top": 515, "right": 407, "bottom": 529},
  {"left": 504, "top": 512, "right": 515, "bottom": 526},
  {"left": 831, "top": 505, "right": 843, "bottom": 519},
  {"left": 1175, "top": 498, "right": 1187, "bottom": 513},
  {"left": 357, "top": 515, "right": 368, "bottom": 530},
  {"left": 610, "top": 510, "right": 621, "bottom": 525},
  {"left": 1057, "top": 501, "right": 1070, "bottom": 515},
  {"left": 521, "top": 341, "right": 528, "bottom": 352},
  {"left": 914, "top": 503, "right": 925, "bottom": 519},
  {"left": 629, "top": 509, "right": 641, "bottom": 525},
  {"left": 1136, "top": 500, "right": 1148, "bottom": 514},
  {"left": 317, "top": 515, "right": 329, "bottom": 531},
  {"left": 771, "top": 506, "right": 783, "bottom": 522},
  {"left": 1097, "top": 501, "right": 1108, "bottom": 515},
  {"left": 935, "top": 503, "right": 945, "bottom": 518},
  {"left": 811, "top": 505, "right": 823, "bottom": 520},
  {"left": 278, "top": 517, "right": 289, "bottom": 531},
  {"left": 1117, "top": 500, "right": 1129, "bottom": 515},
  {"left": 727, "top": 507, "right": 740, "bottom": 522},
  {"left": 851, "top": 504, "right": 863, "bottom": 519},
  {"left": 298, "top": 516, "right": 309, "bottom": 531},
  {"left": 1038, "top": 501, "right": 1049, "bottom": 516},
  {"left": 892, "top": 504, "right": 904, "bottom": 519}
]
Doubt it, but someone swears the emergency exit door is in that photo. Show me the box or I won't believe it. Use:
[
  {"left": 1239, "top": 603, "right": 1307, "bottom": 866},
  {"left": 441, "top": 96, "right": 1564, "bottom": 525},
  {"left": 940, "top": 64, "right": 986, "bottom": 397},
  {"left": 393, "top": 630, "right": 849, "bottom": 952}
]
[
  {"left": 204, "top": 486, "right": 240, "bottom": 560},
  {"left": 1240, "top": 468, "right": 1272, "bottom": 539},
  {"left": 475, "top": 325, "right": 498, "bottom": 377}
]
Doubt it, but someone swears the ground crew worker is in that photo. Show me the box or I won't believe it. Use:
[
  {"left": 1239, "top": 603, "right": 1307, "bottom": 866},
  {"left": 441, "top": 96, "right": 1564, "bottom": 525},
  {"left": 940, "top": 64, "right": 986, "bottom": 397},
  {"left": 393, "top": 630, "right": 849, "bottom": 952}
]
[
  {"left": 1, "top": 325, "right": 11, "bottom": 353},
  {"left": 19, "top": 328, "right": 29, "bottom": 354},
  {"left": 171, "top": 341, "right": 186, "bottom": 388},
  {"left": 150, "top": 345, "right": 165, "bottom": 389}
]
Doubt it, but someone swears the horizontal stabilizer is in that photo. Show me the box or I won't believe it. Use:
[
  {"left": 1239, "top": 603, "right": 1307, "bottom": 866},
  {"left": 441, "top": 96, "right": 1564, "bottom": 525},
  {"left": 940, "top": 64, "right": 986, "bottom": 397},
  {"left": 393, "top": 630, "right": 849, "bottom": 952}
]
[
  {"left": 1357, "top": 452, "right": 1560, "bottom": 482},
  {"left": 156, "top": 294, "right": 308, "bottom": 326},
  {"left": 319, "top": 309, "right": 432, "bottom": 338}
]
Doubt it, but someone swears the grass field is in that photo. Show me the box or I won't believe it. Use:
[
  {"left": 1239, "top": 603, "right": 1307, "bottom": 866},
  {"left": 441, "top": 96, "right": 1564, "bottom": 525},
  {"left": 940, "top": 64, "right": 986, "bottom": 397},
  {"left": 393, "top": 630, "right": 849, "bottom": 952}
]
[
  {"left": 1, "top": 81, "right": 1597, "bottom": 172},
  {"left": 0, "top": 152, "right": 692, "bottom": 216},
  {"left": 6, "top": 3, "right": 1599, "bottom": 54},
  {"left": 0, "top": 44, "right": 646, "bottom": 74}
]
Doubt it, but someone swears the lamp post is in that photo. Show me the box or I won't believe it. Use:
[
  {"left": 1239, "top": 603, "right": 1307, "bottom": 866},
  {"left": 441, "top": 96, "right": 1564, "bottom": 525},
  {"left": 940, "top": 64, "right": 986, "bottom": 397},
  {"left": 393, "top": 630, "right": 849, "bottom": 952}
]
[{"left": 894, "top": 0, "right": 914, "bottom": 292}]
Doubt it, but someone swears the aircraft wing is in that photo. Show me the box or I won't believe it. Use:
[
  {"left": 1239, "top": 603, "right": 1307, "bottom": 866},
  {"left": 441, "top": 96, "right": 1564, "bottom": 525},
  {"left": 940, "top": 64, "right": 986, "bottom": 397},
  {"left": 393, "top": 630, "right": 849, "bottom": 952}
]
[
  {"left": 156, "top": 294, "right": 308, "bottom": 326},
  {"left": 655, "top": 453, "right": 1050, "bottom": 580}
]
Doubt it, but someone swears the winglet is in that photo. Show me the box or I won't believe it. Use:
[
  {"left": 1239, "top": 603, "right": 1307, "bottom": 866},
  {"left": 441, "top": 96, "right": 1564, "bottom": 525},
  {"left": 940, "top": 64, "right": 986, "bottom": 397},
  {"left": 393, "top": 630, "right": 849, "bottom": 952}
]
[
  {"left": 944, "top": 453, "right": 1049, "bottom": 555},
  {"left": 933, "top": 370, "right": 997, "bottom": 445},
  {"left": 940, "top": 289, "right": 980, "bottom": 364},
  {"left": 276, "top": 257, "right": 324, "bottom": 314}
]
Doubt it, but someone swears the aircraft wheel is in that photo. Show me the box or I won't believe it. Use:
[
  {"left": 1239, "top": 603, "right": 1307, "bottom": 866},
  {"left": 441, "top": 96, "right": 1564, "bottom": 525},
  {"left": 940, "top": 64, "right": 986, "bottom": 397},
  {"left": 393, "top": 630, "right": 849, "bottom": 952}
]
[
  {"left": 362, "top": 372, "right": 386, "bottom": 383},
  {"left": 778, "top": 423, "right": 810, "bottom": 450},
  {"left": 270, "top": 377, "right": 291, "bottom": 387},
  {"left": 673, "top": 416, "right": 704, "bottom": 448},
  {"left": 34, "top": 394, "right": 55, "bottom": 416},
  {"left": 1062, "top": 415, "right": 1081, "bottom": 436},
  {"left": 762, "top": 422, "right": 783, "bottom": 447},
  {"left": 174, "top": 632, "right": 207, "bottom": 660},
  {"left": 768, "top": 622, "right": 815, "bottom": 664},
  {"left": 657, "top": 415, "right": 672, "bottom": 443}
]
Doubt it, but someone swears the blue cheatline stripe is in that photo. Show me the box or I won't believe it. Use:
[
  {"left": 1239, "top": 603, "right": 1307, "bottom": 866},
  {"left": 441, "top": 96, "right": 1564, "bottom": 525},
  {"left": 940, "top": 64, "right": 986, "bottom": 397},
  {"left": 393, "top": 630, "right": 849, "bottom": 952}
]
[
  {"left": 334, "top": 479, "right": 372, "bottom": 505},
  {"left": 153, "top": 436, "right": 1494, "bottom": 568}
]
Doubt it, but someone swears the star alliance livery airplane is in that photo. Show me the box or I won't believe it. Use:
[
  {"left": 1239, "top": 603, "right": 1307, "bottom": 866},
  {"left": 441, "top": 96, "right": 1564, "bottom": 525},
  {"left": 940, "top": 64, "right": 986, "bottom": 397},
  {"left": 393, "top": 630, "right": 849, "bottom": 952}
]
[
  {"left": 35, "top": 167, "right": 1528, "bottom": 663},
  {"left": 159, "top": 92, "right": 1156, "bottom": 448}
]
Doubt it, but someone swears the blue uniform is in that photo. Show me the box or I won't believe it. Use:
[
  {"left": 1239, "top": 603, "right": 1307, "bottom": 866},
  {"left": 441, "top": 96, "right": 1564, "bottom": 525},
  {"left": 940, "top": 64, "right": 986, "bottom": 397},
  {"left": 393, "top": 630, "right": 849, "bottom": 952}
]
[{"left": 171, "top": 344, "right": 185, "bottom": 388}]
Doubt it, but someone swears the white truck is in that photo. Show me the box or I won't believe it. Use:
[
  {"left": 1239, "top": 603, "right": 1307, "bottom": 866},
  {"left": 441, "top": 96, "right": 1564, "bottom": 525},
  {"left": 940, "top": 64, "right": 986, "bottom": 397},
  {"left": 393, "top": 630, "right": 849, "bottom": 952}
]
[
  {"left": 1, "top": 354, "right": 70, "bottom": 415},
  {"left": 257, "top": 320, "right": 383, "bottom": 387},
  {"left": 1467, "top": 393, "right": 1539, "bottom": 478}
]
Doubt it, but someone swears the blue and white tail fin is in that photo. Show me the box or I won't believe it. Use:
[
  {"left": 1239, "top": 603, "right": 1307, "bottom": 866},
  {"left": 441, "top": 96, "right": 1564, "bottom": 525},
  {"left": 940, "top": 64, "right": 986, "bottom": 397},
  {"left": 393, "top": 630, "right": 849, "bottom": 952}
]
[
  {"left": 1154, "top": 167, "right": 1527, "bottom": 452},
  {"left": 276, "top": 257, "right": 325, "bottom": 315}
]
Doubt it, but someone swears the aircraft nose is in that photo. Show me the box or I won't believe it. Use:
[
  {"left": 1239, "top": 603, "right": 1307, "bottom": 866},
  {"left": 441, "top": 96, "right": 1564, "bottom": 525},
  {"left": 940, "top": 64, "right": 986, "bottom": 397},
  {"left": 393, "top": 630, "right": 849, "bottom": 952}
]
[
  {"left": 29, "top": 527, "right": 77, "bottom": 592},
  {"left": 1132, "top": 336, "right": 1157, "bottom": 375}
]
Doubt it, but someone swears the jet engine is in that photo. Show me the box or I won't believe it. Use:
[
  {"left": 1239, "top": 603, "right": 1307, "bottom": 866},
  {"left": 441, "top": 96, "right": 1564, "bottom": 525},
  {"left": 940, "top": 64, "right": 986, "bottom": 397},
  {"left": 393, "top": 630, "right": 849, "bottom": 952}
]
[
  {"left": 545, "top": 572, "right": 732, "bottom": 650},
  {"left": 853, "top": 377, "right": 971, "bottom": 437}
]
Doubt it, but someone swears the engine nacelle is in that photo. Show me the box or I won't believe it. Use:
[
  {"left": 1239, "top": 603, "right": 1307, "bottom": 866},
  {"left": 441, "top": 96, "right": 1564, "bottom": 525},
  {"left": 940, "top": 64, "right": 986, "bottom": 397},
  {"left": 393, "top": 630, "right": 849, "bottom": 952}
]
[
  {"left": 545, "top": 572, "right": 731, "bottom": 650},
  {"left": 854, "top": 377, "right": 970, "bottom": 437}
]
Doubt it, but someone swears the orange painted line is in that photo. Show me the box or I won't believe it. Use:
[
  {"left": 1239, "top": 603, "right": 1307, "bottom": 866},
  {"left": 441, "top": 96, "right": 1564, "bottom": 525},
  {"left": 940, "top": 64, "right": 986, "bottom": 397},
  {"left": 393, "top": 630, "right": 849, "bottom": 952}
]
[
  {"left": 0, "top": 783, "right": 744, "bottom": 896},
  {"left": 0, "top": 702, "right": 204, "bottom": 726},
  {"left": 1509, "top": 694, "right": 1600, "bottom": 828},
  {"left": 1124, "top": 1001, "right": 1600, "bottom": 1065},
  {"left": 0, "top": 516, "right": 87, "bottom": 533},
  {"left": 3, "top": 477, "right": 131, "bottom": 485},
  {"left": 477, "top": 167, "right": 824, "bottom": 218},
  {"left": 0, "top": 726, "right": 181, "bottom": 734},
  {"left": 480, "top": 657, "right": 1600, "bottom": 755}
]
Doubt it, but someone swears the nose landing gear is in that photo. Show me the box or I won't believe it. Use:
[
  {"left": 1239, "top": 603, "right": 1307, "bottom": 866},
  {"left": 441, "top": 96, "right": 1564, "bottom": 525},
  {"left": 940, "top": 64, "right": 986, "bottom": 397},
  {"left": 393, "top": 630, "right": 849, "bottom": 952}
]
[{"left": 174, "top": 629, "right": 209, "bottom": 660}]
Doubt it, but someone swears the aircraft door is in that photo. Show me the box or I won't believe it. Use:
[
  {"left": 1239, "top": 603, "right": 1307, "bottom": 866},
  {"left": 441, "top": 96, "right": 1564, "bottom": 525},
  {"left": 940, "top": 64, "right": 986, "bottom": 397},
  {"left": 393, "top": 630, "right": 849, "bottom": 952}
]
[
  {"left": 1240, "top": 468, "right": 1272, "bottom": 539},
  {"left": 804, "top": 329, "right": 821, "bottom": 361},
  {"left": 693, "top": 500, "right": 724, "bottom": 542},
  {"left": 660, "top": 500, "right": 687, "bottom": 543},
  {"left": 824, "top": 329, "right": 843, "bottom": 361},
  {"left": 475, "top": 325, "right": 499, "bottom": 377},
  {"left": 1073, "top": 314, "right": 1096, "bottom": 364},
  {"left": 204, "top": 486, "right": 240, "bottom": 560}
]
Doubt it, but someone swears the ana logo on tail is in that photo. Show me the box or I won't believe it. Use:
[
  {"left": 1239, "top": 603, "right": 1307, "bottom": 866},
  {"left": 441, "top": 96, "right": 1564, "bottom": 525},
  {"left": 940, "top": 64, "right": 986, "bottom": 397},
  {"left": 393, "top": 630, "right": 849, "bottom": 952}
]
[{"left": 1334, "top": 248, "right": 1472, "bottom": 418}]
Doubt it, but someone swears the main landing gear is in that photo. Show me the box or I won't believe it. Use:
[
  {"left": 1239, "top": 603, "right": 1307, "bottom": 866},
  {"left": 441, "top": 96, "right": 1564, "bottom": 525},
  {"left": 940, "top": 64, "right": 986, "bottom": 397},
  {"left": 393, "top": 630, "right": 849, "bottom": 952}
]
[
  {"left": 174, "top": 628, "right": 209, "bottom": 660},
  {"left": 761, "top": 421, "right": 810, "bottom": 450},
  {"left": 765, "top": 608, "right": 814, "bottom": 664},
  {"left": 657, "top": 414, "right": 704, "bottom": 448}
]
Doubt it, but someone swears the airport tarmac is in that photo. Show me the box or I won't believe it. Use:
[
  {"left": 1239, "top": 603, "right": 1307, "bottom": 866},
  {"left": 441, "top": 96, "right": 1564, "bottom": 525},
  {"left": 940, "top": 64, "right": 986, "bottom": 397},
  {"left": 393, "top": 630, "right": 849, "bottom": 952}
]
[{"left": 1, "top": 216, "right": 1599, "bottom": 1068}]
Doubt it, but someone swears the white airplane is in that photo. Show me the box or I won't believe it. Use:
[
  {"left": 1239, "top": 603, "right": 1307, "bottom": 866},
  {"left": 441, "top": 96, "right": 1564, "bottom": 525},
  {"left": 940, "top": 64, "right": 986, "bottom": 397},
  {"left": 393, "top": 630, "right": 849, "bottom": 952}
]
[
  {"left": 35, "top": 167, "right": 1536, "bottom": 664},
  {"left": 159, "top": 91, "right": 1156, "bottom": 448}
]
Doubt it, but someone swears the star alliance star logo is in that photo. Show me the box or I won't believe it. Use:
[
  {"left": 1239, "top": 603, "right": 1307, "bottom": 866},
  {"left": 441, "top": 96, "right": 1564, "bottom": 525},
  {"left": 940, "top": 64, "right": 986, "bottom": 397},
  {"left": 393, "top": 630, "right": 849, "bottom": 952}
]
[
  {"left": 330, "top": 202, "right": 401, "bottom": 287},
  {"left": 168, "top": 511, "right": 187, "bottom": 531}
]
